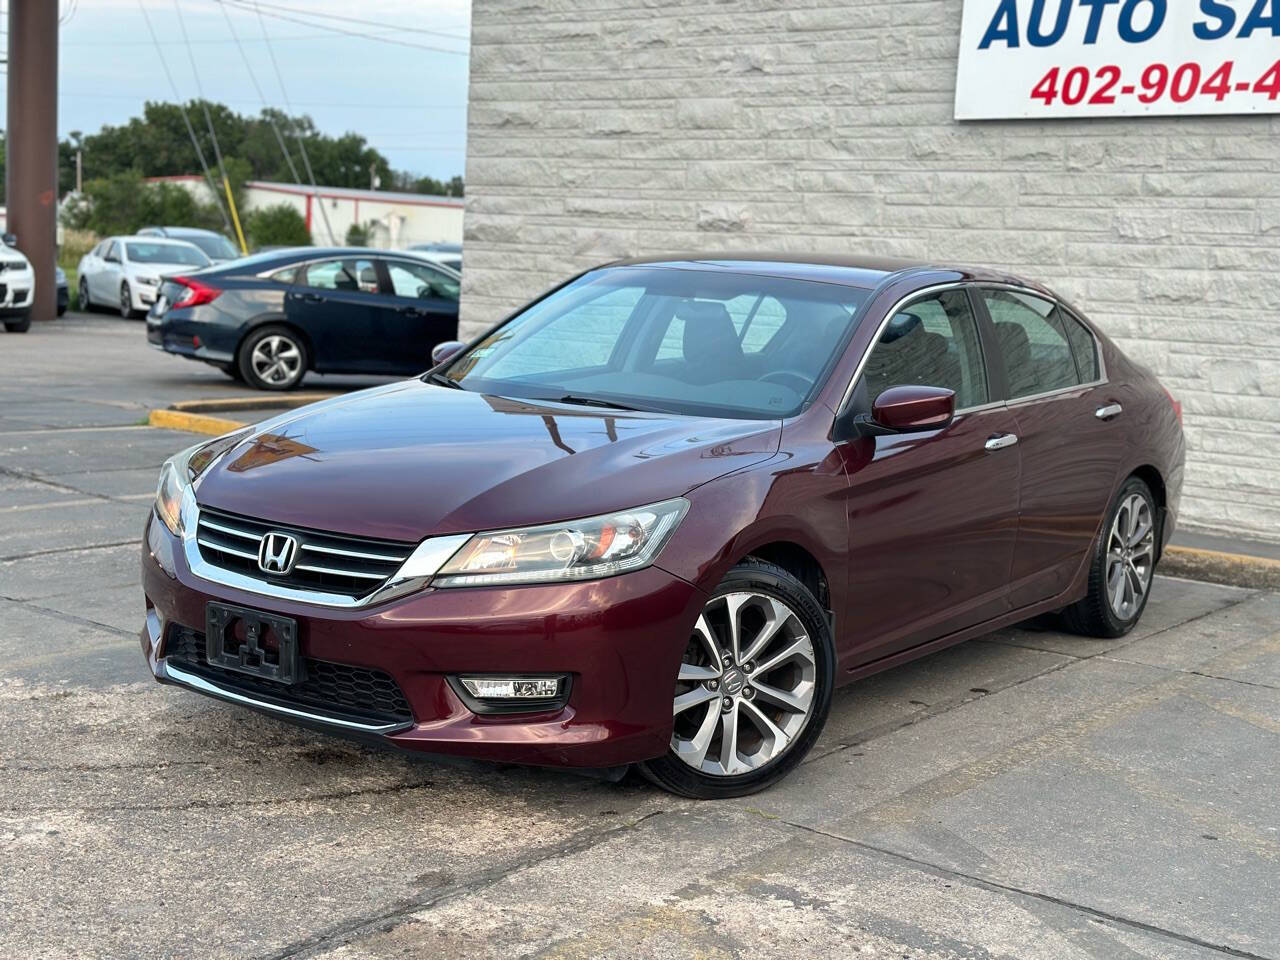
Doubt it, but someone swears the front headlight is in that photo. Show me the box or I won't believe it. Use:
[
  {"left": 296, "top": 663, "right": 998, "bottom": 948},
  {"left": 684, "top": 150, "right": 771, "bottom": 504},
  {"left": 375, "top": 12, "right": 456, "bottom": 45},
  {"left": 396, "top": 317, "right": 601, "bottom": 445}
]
[
  {"left": 433, "top": 498, "right": 688, "bottom": 588},
  {"left": 139, "top": 275, "right": 160, "bottom": 287},
  {"left": 154, "top": 431, "right": 249, "bottom": 536}
]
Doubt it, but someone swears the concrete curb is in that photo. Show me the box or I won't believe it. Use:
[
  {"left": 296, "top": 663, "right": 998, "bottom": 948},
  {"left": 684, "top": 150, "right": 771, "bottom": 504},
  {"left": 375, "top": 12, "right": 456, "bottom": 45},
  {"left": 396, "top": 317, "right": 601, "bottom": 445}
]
[
  {"left": 147, "top": 392, "right": 338, "bottom": 437},
  {"left": 148, "top": 409, "right": 247, "bottom": 436},
  {"left": 1161, "top": 545, "right": 1280, "bottom": 591},
  {"left": 169, "top": 393, "right": 338, "bottom": 414}
]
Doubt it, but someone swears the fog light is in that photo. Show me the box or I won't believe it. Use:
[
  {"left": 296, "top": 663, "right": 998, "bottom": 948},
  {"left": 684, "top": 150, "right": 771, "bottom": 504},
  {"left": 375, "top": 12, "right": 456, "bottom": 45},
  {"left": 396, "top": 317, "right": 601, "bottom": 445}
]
[{"left": 460, "top": 677, "right": 561, "bottom": 700}]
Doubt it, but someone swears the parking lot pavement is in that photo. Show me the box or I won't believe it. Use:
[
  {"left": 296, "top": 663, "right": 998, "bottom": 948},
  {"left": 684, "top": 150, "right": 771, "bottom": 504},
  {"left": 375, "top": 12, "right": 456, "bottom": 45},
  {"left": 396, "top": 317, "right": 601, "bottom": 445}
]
[{"left": 3, "top": 317, "right": 1278, "bottom": 959}]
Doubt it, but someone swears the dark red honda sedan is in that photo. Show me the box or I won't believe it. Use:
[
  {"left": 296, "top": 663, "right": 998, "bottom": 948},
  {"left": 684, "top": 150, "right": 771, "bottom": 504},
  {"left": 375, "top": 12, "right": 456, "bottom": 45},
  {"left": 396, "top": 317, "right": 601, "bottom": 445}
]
[{"left": 141, "top": 255, "right": 1184, "bottom": 797}]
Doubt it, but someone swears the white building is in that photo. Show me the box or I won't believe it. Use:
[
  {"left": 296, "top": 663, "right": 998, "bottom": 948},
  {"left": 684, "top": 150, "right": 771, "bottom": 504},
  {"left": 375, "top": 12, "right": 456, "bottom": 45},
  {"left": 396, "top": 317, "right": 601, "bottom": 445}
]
[
  {"left": 459, "top": 0, "right": 1280, "bottom": 543},
  {"left": 152, "top": 176, "right": 464, "bottom": 249}
]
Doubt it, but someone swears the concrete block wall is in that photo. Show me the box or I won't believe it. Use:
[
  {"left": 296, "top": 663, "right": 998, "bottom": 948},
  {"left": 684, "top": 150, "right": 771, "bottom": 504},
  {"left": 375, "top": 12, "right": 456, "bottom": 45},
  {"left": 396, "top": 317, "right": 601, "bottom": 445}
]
[{"left": 460, "top": 0, "right": 1280, "bottom": 541}]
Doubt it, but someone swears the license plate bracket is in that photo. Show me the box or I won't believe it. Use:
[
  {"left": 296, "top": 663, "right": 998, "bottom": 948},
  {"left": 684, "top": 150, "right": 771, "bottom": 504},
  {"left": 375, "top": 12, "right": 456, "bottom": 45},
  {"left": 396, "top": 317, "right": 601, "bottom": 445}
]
[{"left": 205, "top": 602, "right": 300, "bottom": 684}]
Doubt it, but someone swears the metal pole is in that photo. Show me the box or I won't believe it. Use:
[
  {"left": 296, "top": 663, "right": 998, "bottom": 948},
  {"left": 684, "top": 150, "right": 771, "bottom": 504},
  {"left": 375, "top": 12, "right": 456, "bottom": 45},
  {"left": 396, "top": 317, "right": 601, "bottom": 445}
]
[{"left": 5, "top": 0, "right": 59, "bottom": 324}]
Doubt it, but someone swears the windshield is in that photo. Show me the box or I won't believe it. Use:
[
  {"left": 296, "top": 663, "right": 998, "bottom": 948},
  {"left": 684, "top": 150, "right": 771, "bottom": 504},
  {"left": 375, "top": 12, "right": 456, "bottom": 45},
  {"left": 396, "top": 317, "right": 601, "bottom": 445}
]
[
  {"left": 440, "top": 267, "right": 869, "bottom": 419},
  {"left": 126, "top": 242, "right": 211, "bottom": 267},
  {"left": 185, "top": 234, "right": 238, "bottom": 259}
]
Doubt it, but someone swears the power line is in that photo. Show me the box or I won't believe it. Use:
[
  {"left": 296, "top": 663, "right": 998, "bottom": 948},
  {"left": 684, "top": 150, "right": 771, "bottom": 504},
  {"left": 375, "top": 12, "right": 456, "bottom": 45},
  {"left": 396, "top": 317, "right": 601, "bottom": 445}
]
[
  {"left": 215, "top": 0, "right": 301, "bottom": 184},
  {"left": 214, "top": 0, "right": 468, "bottom": 56},
  {"left": 58, "top": 92, "right": 467, "bottom": 110},
  {"left": 228, "top": 0, "right": 468, "bottom": 42},
  {"left": 249, "top": 0, "right": 336, "bottom": 245},
  {"left": 134, "top": 0, "right": 234, "bottom": 235},
  {"left": 173, "top": 0, "right": 248, "bottom": 252},
  {"left": 61, "top": 29, "right": 403, "bottom": 47}
]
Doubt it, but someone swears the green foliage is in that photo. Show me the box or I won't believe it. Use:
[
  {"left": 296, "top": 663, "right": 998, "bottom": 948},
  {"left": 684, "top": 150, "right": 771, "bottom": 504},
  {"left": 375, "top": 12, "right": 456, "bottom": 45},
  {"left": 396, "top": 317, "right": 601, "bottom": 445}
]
[
  {"left": 245, "top": 204, "right": 311, "bottom": 249},
  {"left": 391, "top": 171, "right": 465, "bottom": 197},
  {"left": 63, "top": 170, "right": 226, "bottom": 236},
  {"left": 345, "top": 222, "right": 370, "bottom": 246},
  {"left": 65, "top": 100, "right": 455, "bottom": 197}
]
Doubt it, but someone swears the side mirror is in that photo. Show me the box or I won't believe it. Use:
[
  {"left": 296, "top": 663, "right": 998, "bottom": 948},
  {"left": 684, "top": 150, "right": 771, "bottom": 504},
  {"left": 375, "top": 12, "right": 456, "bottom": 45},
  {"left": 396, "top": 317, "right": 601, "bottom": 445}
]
[
  {"left": 871, "top": 385, "right": 955, "bottom": 432},
  {"left": 1, "top": 232, "right": 17, "bottom": 247},
  {"left": 431, "top": 340, "right": 465, "bottom": 366}
]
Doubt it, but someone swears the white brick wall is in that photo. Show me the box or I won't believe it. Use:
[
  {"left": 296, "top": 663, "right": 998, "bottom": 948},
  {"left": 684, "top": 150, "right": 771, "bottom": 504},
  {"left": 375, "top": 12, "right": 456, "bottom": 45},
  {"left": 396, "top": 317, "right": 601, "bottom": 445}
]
[{"left": 461, "top": 0, "right": 1280, "bottom": 542}]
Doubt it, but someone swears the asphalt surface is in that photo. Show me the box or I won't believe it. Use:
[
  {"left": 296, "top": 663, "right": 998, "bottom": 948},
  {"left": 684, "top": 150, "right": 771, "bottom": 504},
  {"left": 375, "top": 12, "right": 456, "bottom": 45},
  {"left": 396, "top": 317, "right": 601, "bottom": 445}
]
[{"left": 2, "top": 315, "right": 1278, "bottom": 960}]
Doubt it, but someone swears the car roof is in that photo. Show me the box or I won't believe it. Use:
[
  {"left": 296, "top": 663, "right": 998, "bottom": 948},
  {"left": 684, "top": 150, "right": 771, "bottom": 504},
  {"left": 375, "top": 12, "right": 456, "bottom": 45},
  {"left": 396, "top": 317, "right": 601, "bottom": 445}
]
[{"left": 604, "top": 252, "right": 1055, "bottom": 295}]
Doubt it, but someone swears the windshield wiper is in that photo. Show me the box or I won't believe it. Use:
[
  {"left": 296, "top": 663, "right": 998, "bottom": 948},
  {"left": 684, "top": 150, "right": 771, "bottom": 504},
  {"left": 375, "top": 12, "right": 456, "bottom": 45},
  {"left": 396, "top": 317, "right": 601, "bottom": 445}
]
[
  {"left": 423, "top": 371, "right": 463, "bottom": 389},
  {"left": 550, "top": 394, "right": 642, "bottom": 412}
]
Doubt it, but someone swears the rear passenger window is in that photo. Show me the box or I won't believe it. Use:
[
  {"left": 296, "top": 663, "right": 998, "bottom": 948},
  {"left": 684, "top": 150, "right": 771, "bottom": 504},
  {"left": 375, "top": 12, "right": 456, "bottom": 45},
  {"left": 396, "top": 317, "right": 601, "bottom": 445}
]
[
  {"left": 303, "top": 259, "right": 378, "bottom": 294},
  {"left": 1061, "top": 312, "right": 1100, "bottom": 383},
  {"left": 981, "top": 291, "right": 1078, "bottom": 399},
  {"left": 863, "top": 289, "right": 988, "bottom": 410}
]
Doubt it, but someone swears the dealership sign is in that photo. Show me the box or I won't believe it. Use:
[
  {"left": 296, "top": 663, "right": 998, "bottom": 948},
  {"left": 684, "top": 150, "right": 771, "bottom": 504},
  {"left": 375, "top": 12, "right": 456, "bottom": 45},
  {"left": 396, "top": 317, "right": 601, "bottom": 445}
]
[{"left": 955, "top": 0, "right": 1280, "bottom": 119}]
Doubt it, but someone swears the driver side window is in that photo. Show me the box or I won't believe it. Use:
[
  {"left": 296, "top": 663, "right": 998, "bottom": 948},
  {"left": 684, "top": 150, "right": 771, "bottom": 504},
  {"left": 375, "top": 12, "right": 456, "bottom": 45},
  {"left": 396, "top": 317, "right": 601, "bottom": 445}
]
[{"left": 862, "top": 290, "right": 988, "bottom": 410}]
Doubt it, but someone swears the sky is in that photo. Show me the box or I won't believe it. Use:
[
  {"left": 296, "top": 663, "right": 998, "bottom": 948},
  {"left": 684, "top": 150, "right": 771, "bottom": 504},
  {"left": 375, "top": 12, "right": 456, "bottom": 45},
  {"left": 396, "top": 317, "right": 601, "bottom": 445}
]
[{"left": 2, "top": 0, "right": 472, "bottom": 182}]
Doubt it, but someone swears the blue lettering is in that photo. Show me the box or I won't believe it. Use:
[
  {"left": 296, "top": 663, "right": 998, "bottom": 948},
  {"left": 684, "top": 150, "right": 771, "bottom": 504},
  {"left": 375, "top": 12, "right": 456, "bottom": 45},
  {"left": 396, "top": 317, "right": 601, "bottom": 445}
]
[
  {"left": 1118, "top": 0, "right": 1166, "bottom": 42},
  {"left": 1194, "top": 0, "right": 1237, "bottom": 39},
  {"left": 979, "top": 0, "right": 1021, "bottom": 48},
  {"left": 1240, "top": 0, "right": 1280, "bottom": 37},
  {"left": 1078, "top": 0, "right": 1122, "bottom": 43},
  {"left": 1028, "top": 0, "right": 1073, "bottom": 46}
]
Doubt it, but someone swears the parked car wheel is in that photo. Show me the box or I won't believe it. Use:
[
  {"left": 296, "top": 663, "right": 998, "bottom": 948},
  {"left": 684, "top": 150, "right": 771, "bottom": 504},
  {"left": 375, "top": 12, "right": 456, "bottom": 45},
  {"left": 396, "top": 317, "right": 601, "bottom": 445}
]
[
  {"left": 78, "top": 277, "right": 92, "bottom": 312},
  {"left": 120, "top": 282, "right": 138, "bottom": 319},
  {"left": 4, "top": 309, "right": 32, "bottom": 333},
  {"left": 638, "top": 559, "right": 834, "bottom": 799},
  {"left": 237, "top": 325, "right": 308, "bottom": 391},
  {"left": 1063, "top": 476, "right": 1158, "bottom": 639}
]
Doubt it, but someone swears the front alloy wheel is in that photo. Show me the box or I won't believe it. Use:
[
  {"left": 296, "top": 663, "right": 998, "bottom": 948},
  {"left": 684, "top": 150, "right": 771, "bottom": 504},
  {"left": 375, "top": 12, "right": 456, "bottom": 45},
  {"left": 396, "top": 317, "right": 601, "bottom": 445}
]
[
  {"left": 79, "top": 277, "right": 91, "bottom": 311},
  {"left": 639, "top": 559, "right": 834, "bottom": 798},
  {"left": 120, "top": 281, "right": 136, "bottom": 319}
]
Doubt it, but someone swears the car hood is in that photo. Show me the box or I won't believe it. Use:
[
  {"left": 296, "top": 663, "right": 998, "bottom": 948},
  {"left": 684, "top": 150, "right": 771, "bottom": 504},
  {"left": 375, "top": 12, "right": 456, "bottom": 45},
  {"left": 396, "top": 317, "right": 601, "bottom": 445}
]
[{"left": 194, "top": 380, "right": 781, "bottom": 542}]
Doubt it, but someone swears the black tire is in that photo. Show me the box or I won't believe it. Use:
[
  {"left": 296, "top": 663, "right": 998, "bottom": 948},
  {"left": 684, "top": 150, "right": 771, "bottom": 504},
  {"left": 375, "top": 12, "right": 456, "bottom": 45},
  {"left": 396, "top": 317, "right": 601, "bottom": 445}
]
[
  {"left": 638, "top": 558, "right": 835, "bottom": 799},
  {"left": 78, "top": 277, "right": 92, "bottom": 312},
  {"left": 1062, "top": 476, "right": 1159, "bottom": 639},
  {"left": 120, "top": 281, "right": 138, "bottom": 319},
  {"left": 57, "top": 301, "right": 68, "bottom": 317},
  {"left": 236, "top": 324, "right": 309, "bottom": 391},
  {"left": 4, "top": 311, "right": 32, "bottom": 333}
]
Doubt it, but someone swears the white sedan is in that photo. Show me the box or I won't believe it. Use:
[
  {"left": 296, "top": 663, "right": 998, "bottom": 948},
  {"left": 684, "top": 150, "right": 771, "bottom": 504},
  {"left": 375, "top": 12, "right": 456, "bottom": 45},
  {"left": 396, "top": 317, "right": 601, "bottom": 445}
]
[
  {"left": 78, "top": 236, "right": 211, "bottom": 318},
  {"left": 1, "top": 235, "right": 36, "bottom": 333}
]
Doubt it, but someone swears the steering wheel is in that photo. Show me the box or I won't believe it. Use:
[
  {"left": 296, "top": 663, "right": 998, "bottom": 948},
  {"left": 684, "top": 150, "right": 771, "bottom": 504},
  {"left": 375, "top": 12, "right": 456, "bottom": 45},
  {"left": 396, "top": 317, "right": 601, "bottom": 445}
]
[{"left": 759, "top": 369, "right": 815, "bottom": 394}]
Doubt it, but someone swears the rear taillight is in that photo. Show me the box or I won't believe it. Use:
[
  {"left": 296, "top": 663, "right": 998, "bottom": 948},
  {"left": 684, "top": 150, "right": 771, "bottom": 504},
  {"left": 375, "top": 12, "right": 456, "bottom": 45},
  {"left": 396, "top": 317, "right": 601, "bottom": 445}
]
[
  {"left": 171, "top": 276, "right": 221, "bottom": 309},
  {"left": 1164, "top": 387, "right": 1182, "bottom": 426}
]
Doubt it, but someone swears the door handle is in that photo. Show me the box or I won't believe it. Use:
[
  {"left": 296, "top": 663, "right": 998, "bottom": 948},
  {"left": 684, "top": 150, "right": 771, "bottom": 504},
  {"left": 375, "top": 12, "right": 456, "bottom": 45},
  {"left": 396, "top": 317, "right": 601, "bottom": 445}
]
[
  {"left": 398, "top": 306, "right": 425, "bottom": 316},
  {"left": 985, "top": 433, "right": 1018, "bottom": 452},
  {"left": 1095, "top": 403, "right": 1123, "bottom": 421},
  {"left": 292, "top": 292, "right": 323, "bottom": 303}
]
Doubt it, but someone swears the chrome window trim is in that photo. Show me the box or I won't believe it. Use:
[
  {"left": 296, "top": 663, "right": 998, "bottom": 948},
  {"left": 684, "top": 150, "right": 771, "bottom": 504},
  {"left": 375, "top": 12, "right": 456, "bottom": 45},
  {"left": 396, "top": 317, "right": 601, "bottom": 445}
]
[
  {"left": 176, "top": 489, "right": 471, "bottom": 610},
  {"left": 837, "top": 281, "right": 1108, "bottom": 416},
  {"left": 165, "top": 663, "right": 412, "bottom": 735}
]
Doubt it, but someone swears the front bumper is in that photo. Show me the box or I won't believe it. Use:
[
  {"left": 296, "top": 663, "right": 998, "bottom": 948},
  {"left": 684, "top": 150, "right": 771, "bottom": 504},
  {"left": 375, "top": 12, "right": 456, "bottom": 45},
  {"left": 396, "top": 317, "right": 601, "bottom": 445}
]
[
  {"left": 0, "top": 268, "right": 34, "bottom": 315},
  {"left": 141, "top": 513, "right": 704, "bottom": 767}
]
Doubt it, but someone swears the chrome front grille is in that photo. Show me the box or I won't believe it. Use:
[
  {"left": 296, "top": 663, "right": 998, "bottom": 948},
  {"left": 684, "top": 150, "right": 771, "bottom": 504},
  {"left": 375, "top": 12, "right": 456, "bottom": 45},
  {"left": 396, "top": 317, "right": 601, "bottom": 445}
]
[{"left": 195, "top": 506, "right": 416, "bottom": 598}]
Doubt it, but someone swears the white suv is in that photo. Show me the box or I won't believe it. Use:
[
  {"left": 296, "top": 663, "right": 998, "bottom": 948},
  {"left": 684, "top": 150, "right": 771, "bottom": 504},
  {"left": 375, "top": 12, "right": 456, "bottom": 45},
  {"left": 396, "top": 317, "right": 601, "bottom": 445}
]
[{"left": 1, "top": 234, "right": 35, "bottom": 333}]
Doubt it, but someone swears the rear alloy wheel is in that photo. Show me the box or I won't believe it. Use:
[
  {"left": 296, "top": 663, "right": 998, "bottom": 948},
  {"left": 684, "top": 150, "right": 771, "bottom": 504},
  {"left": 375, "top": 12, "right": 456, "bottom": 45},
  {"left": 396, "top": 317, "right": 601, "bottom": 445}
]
[
  {"left": 639, "top": 560, "right": 834, "bottom": 798},
  {"left": 120, "top": 281, "right": 137, "bottom": 319},
  {"left": 1063, "top": 476, "right": 1158, "bottom": 638},
  {"left": 79, "top": 277, "right": 92, "bottom": 311},
  {"left": 237, "top": 325, "right": 308, "bottom": 391}
]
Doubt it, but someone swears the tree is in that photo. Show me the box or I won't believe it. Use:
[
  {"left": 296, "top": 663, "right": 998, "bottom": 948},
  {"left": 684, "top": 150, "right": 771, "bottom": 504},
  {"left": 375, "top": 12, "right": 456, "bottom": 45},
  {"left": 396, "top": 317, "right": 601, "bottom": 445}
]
[
  {"left": 245, "top": 204, "right": 311, "bottom": 248},
  {"left": 62, "top": 101, "right": 459, "bottom": 200},
  {"left": 345, "top": 222, "right": 370, "bottom": 246},
  {"left": 63, "top": 170, "right": 225, "bottom": 236}
]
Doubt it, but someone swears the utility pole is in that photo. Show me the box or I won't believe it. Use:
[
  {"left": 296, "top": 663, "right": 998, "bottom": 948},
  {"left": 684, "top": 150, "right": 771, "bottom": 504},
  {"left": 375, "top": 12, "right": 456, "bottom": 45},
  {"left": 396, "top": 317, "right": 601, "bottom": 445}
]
[
  {"left": 76, "top": 150, "right": 83, "bottom": 193},
  {"left": 5, "top": 0, "right": 59, "bottom": 325}
]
